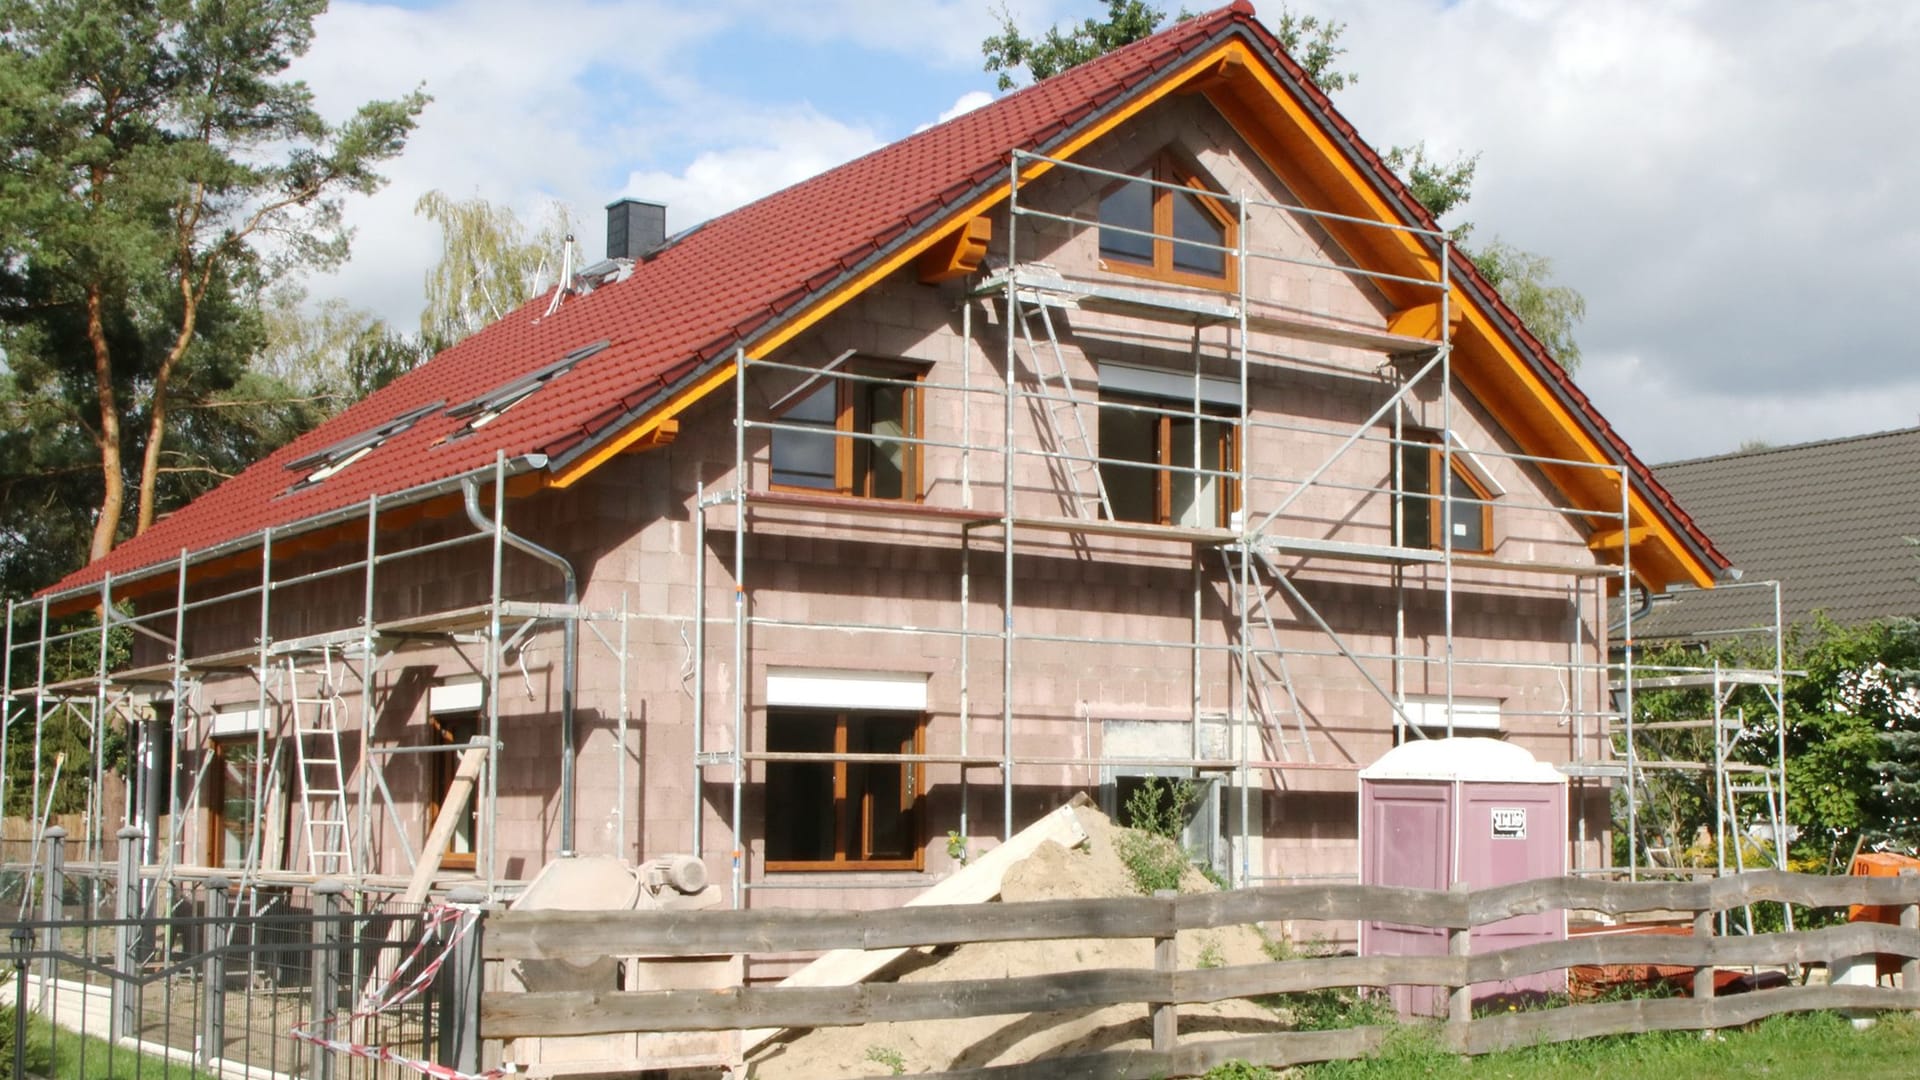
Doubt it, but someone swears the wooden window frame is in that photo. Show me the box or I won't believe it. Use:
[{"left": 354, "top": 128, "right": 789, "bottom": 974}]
[
  {"left": 1398, "top": 432, "right": 1495, "bottom": 555},
  {"left": 764, "top": 710, "right": 925, "bottom": 872},
  {"left": 1097, "top": 151, "right": 1238, "bottom": 292},
  {"left": 427, "top": 712, "right": 480, "bottom": 872},
  {"left": 206, "top": 737, "right": 280, "bottom": 872},
  {"left": 1099, "top": 393, "right": 1241, "bottom": 528},
  {"left": 768, "top": 360, "right": 926, "bottom": 502}
]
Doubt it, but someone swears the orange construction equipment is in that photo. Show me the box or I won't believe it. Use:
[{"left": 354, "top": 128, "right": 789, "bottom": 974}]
[{"left": 1847, "top": 852, "right": 1920, "bottom": 979}]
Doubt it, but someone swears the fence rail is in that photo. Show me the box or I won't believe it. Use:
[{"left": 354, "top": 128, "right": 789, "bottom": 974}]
[{"left": 483, "top": 871, "right": 1920, "bottom": 1078}]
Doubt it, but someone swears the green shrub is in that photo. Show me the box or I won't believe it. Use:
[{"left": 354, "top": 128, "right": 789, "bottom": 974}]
[
  {"left": 1257, "top": 934, "right": 1397, "bottom": 1031},
  {"left": 1116, "top": 776, "right": 1205, "bottom": 895}
]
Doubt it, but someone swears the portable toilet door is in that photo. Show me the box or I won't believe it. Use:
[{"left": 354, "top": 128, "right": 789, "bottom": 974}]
[{"left": 1359, "top": 737, "right": 1568, "bottom": 1016}]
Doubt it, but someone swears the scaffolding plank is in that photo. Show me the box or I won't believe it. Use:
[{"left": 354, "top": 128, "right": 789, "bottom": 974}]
[
  {"left": 1610, "top": 670, "right": 1783, "bottom": 691},
  {"left": 1253, "top": 536, "right": 1617, "bottom": 578},
  {"left": 978, "top": 268, "right": 1441, "bottom": 355},
  {"left": 744, "top": 489, "right": 999, "bottom": 526}
]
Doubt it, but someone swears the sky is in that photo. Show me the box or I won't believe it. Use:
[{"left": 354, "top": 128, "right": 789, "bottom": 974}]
[{"left": 293, "top": 0, "right": 1920, "bottom": 464}]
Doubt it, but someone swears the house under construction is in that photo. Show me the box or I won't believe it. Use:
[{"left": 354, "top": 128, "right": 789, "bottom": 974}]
[{"left": 6, "top": 4, "right": 1775, "bottom": 930}]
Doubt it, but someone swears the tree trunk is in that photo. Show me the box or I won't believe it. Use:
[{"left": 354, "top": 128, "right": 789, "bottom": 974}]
[
  {"left": 134, "top": 270, "right": 201, "bottom": 536},
  {"left": 86, "top": 283, "right": 124, "bottom": 562}
]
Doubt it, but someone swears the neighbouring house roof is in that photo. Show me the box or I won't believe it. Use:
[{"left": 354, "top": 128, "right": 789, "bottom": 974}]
[
  {"left": 40, "top": 0, "right": 1729, "bottom": 607},
  {"left": 1632, "top": 427, "right": 1920, "bottom": 640}
]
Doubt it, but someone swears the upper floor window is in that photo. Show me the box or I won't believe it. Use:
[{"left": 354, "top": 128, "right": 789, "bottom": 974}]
[
  {"left": 1097, "top": 152, "right": 1236, "bottom": 289},
  {"left": 1098, "top": 393, "right": 1238, "bottom": 528},
  {"left": 769, "top": 361, "right": 923, "bottom": 501},
  {"left": 1398, "top": 431, "right": 1493, "bottom": 553}
]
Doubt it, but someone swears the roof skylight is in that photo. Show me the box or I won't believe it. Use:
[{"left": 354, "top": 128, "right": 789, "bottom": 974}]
[
  {"left": 445, "top": 340, "right": 609, "bottom": 436},
  {"left": 286, "top": 401, "right": 443, "bottom": 490}
]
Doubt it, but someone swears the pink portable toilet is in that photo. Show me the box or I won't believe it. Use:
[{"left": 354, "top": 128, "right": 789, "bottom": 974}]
[{"left": 1358, "top": 737, "right": 1568, "bottom": 1016}]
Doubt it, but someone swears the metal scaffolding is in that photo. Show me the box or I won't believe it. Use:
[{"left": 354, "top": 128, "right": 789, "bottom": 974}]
[
  {"left": 2, "top": 453, "right": 632, "bottom": 905},
  {"left": 1609, "top": 580, "right": 1791, "bottom": 896},
  {"left": 691, "top": 148, "right": 1654, "bottom": 907},
  {"left": 1, "top": 148, "right": 1785, "bottom": 913}
]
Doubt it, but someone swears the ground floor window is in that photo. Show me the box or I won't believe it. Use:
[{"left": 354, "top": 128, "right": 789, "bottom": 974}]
[
  {"left": 765, "top": 710, "right": 923, "bottom": 870},
  {"left": 428, "top": 712, "right": 480, "bottom": 871},
  {"left": 207, "top": 738, "right": 274, "bottom": 871}
]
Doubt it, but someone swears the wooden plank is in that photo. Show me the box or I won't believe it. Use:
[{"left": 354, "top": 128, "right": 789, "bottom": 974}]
[
  {"left": 482, "top": 966, "right": 1168, "bottom": 1037},
  {"left": 490, "top": 873, "right": 1920, "bottom": 963},
  {"left": 486, "top": 892, "right": 1169, "bottom": 960},
  {"left": 1171, "top": 955, "right": 1462, "bottom": 1001},
  {"left": 911, "top": 1025, "right": 1397, "bottom": 1080},
  {"left": 1451, "top": 984, "right": 1920, "bottom": 1055},
  {"left": 402, "top": 743, "right": 488, "bottom": 905},
  {"left": 1465, "top": 923, "right": 1920, "bottom": 985},
  {"left": 1180, "top": 883, "right": 1469, "bottom": 930},
  {"left": 1468, "top": 871, "right": 1920, "bottom": 925}
]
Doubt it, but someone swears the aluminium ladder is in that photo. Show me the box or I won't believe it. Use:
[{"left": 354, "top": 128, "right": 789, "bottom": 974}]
[
  {"left": 1004, "top": 276, "right": 1113, "bottom": 521},
  {"left": 285, "top": 650, "right": 354, "bottom": 876},
  {"left": 1220, "top": 545, "right": 1316, "bottom": 763}
]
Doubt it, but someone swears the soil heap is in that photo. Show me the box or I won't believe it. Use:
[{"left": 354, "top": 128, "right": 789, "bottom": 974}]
[{"left": 750, "top": 802, "right": 1288, "bottom": 1078}]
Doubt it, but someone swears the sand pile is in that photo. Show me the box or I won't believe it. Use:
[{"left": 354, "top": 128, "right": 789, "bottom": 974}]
[{"left": 749, "top": 803, "right": 1289, "bottom": 1078}]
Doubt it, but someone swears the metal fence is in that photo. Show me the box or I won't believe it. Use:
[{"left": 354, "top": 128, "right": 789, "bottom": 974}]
[{"left": 0, "top": 829, "right": 481, "bottom": 1080}]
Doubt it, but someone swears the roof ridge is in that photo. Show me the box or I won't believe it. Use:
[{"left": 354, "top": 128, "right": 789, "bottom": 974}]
[{"left": 1658, "top": 424, "right": 1920, "bottom": 469}]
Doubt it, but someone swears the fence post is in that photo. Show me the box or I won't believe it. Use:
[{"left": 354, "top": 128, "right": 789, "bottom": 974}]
[
  {"left": 1900, "top": 868, "right": 1918, "bottom": 1017},
  {"left": 1693, "top": 906, "right": 1716, "bottom": 1037},
  {"left": 38, "top": 826, "right": 65, "bottom": 1007},
  {"left": 1149, "top": 889, "right": 1178, "bottom": 1054},
  {"left": 311, "top": 879, "right": 346, "bottom": 1080},
  {"left": 203, "top": 875, "right": 231, "bottom": 1067},
  {"left": 111, "top": 825, "right": 143, "bottom": 1042},
  {"left": 1447, "top": 883, "right": 1472, "bottom": 1035},
  {"left": 10, "top": 925, "right": 29, "bottom": 1080},
  {"left": 440, "top": 886, "right": 488, "bottom": 1075}
]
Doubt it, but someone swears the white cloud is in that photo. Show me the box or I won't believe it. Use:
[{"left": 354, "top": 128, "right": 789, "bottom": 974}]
[
  {"left": 916, "top": 90, "right": 995, "bottom": 133},
  {"left": 937, "top": 90, "right": 995, "bottom": 123},
  {"left": 616, "top": 110, "right": 884, "bottom": 230},
  {"left": 1332, "top": 0, "right": 1920, "bottom": 459}
]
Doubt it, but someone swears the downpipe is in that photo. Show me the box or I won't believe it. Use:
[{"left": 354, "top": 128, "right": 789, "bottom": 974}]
[{"left": 462, "top": 479, "right": 580, "bottom": 856}]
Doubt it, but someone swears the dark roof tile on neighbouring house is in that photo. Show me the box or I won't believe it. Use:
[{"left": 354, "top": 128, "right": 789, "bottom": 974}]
[{"left": 1633, "top": 427, "right": 1920, "bottom": 639}]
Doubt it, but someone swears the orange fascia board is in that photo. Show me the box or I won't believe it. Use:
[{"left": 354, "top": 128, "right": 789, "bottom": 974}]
[
  {"left": 1385, "top": 301, "right": 1461, "bottom": 342},
  {"left": 1588, "top": 525, "right": 1652, "bottom": 551},
  {"left": 548, "top": 40, "right": 1252, "bottom": 491},
  {"left": 917, "top": 217, "right": 993, "bottom": 284}
]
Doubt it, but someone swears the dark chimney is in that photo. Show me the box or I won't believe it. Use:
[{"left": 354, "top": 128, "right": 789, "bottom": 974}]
[{"left": 606, "top": 198, "right": 667, "bottom": 260}]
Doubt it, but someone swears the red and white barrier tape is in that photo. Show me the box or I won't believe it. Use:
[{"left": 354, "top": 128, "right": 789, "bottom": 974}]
[{"left": 291, "top": 902, "right": 505, "bottom": 1080}]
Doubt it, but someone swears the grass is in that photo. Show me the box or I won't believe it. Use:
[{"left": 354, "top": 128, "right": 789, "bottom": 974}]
[
  {"left": 1, "top": 1004, "right": 219, "bottom": 1080},
  {"left": 1289, "top": 1010, "right": 1920, "bottom": 1079}
]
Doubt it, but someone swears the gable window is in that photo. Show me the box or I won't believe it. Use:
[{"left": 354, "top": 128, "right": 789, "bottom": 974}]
[
  {"left": 769, "top": 362, "right": 923, "bottom": 500},
  {"left": 1097, "top": 152, "right": 1236, "bottom": 288},
  {"left": 765, "top": 710, "right": 923, "bottom": 870},
  {"left": 1398, "top": 432, "right": 1493, "bottom": 553}
]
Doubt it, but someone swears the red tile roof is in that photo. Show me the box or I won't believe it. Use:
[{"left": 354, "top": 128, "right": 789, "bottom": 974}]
[{"left": 43, "top": 0, "right": 1725, "bottom": 600}]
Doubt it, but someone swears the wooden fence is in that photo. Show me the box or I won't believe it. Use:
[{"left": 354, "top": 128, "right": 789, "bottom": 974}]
[{"left": 479, "top": 871, "right": 1920, "bottom": 1079}]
